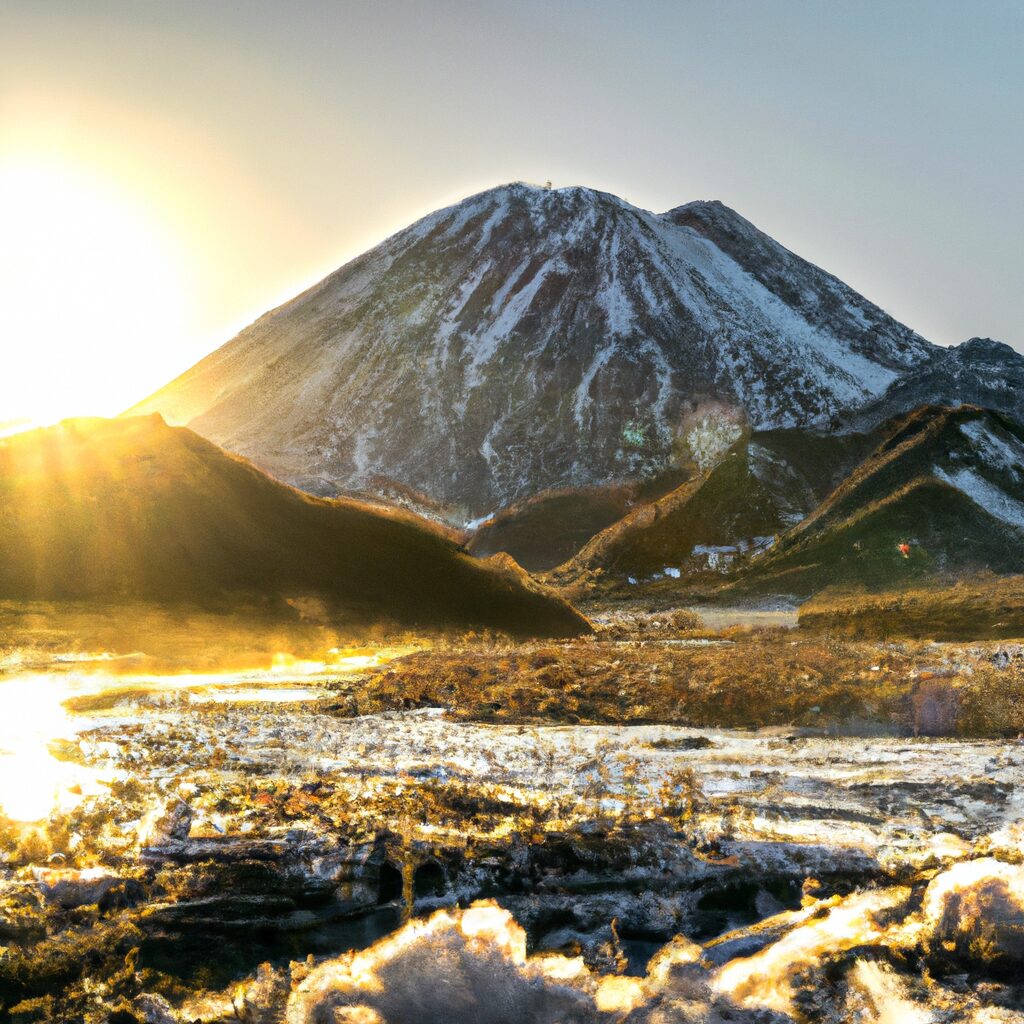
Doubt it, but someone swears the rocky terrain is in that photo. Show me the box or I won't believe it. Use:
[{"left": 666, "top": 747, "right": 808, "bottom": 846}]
[
  {"left": 843, "top": 336, "right": 1024, "bottom": 432},
  {"left": 4, "top": 181, "right": 1022, "bottom": 1024},
  {"left": 1, "top": 623, "right": 1023, "bottom": 1021},
  {"left": 130, "top": 183, "right": 936, "bottom": 518}
]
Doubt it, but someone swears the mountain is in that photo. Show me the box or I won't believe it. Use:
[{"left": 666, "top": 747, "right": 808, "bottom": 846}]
[
  {"left": 842, "top": 337, "right": 1024, "bottom": 431},
  {"left": 0, "top": 416, "right": 589, "bottom": 637},
  {"left": 464, "top": 469, "right": 689, "bottom": 572},
  {"left": 727, "top": 405, "right": 1024, "bottom": 598},
  {"left": 551, "top": 424, "right": 882, "bottom": 582},
  {"left": 552, "top": 405, "right": 1024, "bottom": 593},
  {"left": 130, "top": 182, "right": 934, "bottom": 518},
  {"left": 556, "top": 450, "right": 787, "bottom": 581}
]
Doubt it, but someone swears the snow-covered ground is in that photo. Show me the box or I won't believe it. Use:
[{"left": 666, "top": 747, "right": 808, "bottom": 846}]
[
  {"left": 2, "top": 666, "right": 1009, "bottom": 864},
  {"left": 4, "top": 655, "right": 1024, "bottom": 1022}
]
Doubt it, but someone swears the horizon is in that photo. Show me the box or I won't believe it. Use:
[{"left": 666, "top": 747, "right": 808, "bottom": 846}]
[{"left": 2, "top": 1, "right": 1021, "bottom": 428}]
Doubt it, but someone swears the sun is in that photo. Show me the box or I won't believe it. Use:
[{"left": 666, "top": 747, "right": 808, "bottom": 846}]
[{"left": 0, "top": 157, "right": 194, "bottom": 430}]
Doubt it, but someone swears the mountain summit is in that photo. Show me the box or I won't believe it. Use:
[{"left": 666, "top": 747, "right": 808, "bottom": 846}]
[{"left": 132, "top": 182, "right": 935, "bottom": 516}]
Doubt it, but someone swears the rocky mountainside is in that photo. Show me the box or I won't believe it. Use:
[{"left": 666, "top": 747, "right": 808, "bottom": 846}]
[
  {"left": 842, "top": 337, "right": 1024, "bottom": 431},
  {"left": 0, "top": 416, "right": 588, "bottom": 636},
  {"left": 131, "top": 182, "right": 935, "bottom": 518},
  {"left": 729, "top": 405, "right": 1024, "bottom": 598},
  {"left": 552, "top": 404, "right": 1024, "bottom": 593}
]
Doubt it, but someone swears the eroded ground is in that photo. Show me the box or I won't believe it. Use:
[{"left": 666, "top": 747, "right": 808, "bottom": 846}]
[{"left": 1, "top": 614, "right": 1023, "bottom": 1022}]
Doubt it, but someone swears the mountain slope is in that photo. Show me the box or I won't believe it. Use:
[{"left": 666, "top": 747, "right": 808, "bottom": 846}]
[
  {"left": 557, "top": 450, "right": 785, "bottom": 581},
  {"left": 130, "top": 182, "right": 934, "bottom": 517},
  {"left": 548, "top": 424, "right": 886, "bottom": 581},
  {"left": 464, "top": 469, "right": 690, "bottom": 572},
  {"left": 728, "top": 406, "right": 1024, "bottom": 597},
  {"left": 842, "top": 337, "right": 1024, "bottom": 432},
  {"left": 466, "top": 483, "right": 640, "bottom": 573},
  {"left": 0, "top": 416, "right": 589, "bottom": 637}
]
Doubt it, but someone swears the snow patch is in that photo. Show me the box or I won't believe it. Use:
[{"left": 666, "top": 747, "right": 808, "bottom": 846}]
[
  {"left": 959, "top": 419, "right": 1024, "bottom": 476},
  {"left": 934, "top": 465, "right": 1024, "bottom": 530},
  {"left": 573, "top": 343, "right": 617, "bottom": 430},
  {"left": 464, "top": 512, "right": 496, "bottom": 531},
  {"left": 468, "top": 258, "right": 560, "bottom": 375}
]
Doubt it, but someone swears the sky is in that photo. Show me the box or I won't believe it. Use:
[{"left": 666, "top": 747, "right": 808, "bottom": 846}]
[{"left": 1, "top": 0, "right": 1021, "bottom": 427}]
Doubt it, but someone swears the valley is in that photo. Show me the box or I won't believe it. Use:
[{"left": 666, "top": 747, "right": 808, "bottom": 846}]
[{"left": 1, "top": 183, "right": 1022, "bottom": 1024}]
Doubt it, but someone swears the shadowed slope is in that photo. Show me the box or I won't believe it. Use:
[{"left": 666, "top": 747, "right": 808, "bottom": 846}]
[
  {"left": 552, "top": 426, "right": 884, "bottom": 581},
  {"left": 0, "top": 416, "right": 589, "bottom": 637},
  {"left": 552, "top": 405, "right": 1024, "bottom": 595},
  {"left": 464, "top": 470, "right": 690, "bottom": 572},
  {"left": 841, "top": 337, "right": 1024, "bottom": 432}
]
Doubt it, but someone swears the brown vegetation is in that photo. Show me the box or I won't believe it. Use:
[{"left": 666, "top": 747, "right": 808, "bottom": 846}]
[
  {"left": 357, "top": 630, "right": 1024, "bottom": 737},
  {"left": 799, "top": 575, "right": 1024, "bottom": 641}
]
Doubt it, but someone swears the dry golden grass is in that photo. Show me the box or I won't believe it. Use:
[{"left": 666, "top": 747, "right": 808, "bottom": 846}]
[
  {"left": 799, "top": 575, "right": 1024, "bottom": 640},
  {"left": 357, "top": 630, "right": 1024, "bottom": 736}
]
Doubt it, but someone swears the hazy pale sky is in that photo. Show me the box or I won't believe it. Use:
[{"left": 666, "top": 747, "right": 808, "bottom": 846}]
[{"left": 1, "top": 0, "right": 1021, "bottom": 424}]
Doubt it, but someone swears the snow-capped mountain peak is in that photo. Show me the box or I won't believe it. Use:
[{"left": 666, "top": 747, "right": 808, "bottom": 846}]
[{"left": 131, "top": 182, "right": 937, "bottom": 515}]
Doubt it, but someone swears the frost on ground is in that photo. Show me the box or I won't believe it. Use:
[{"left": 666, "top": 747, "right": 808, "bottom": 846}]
[{"left": 1, "top": 638, "right": 1023, "bottom": 1022}]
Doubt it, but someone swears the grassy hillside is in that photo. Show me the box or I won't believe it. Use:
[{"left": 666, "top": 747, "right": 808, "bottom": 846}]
[
  {"left": 558, "top": 451, "right": 785, "bottom": 578},
  {"left": 548, "top": 423, "right": 888, "bottom": 585},
  {"left": 783, "top": 405, "right": 1024, "bottom": 542},
  {"left": 799, "top": 575, "right": 1024, "bottom": 640},
  {"left": 726, "top": 406, "right": 1024, "bottom": 599},
  {"left": 0, "top": 417, "right": 589, "bottom": 637},
  {"left": 729, "top": 478, "right": 1024, "bottom": 597},
  {"left": 741, "top": 423, "right": 887, "bottom": 518}
]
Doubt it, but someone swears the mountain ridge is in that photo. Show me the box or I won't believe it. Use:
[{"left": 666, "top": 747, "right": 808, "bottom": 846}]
[
  {"left": 548, "top": 404, "right": 1024, "bottom": 595},
  {"left": 725, "top": 405, "right": 1024, "bottom": 597},
  {"left": 0, "top": 415, "right": 590, "bottom": 637},
  {"left": 840, "top": 336, "right": 1024, "bottom": 432}
]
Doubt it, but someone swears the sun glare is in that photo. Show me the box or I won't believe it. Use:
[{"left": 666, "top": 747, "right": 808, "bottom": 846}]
[{"left": 0, "top": 157, "right": 194, "bottom": 428}]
